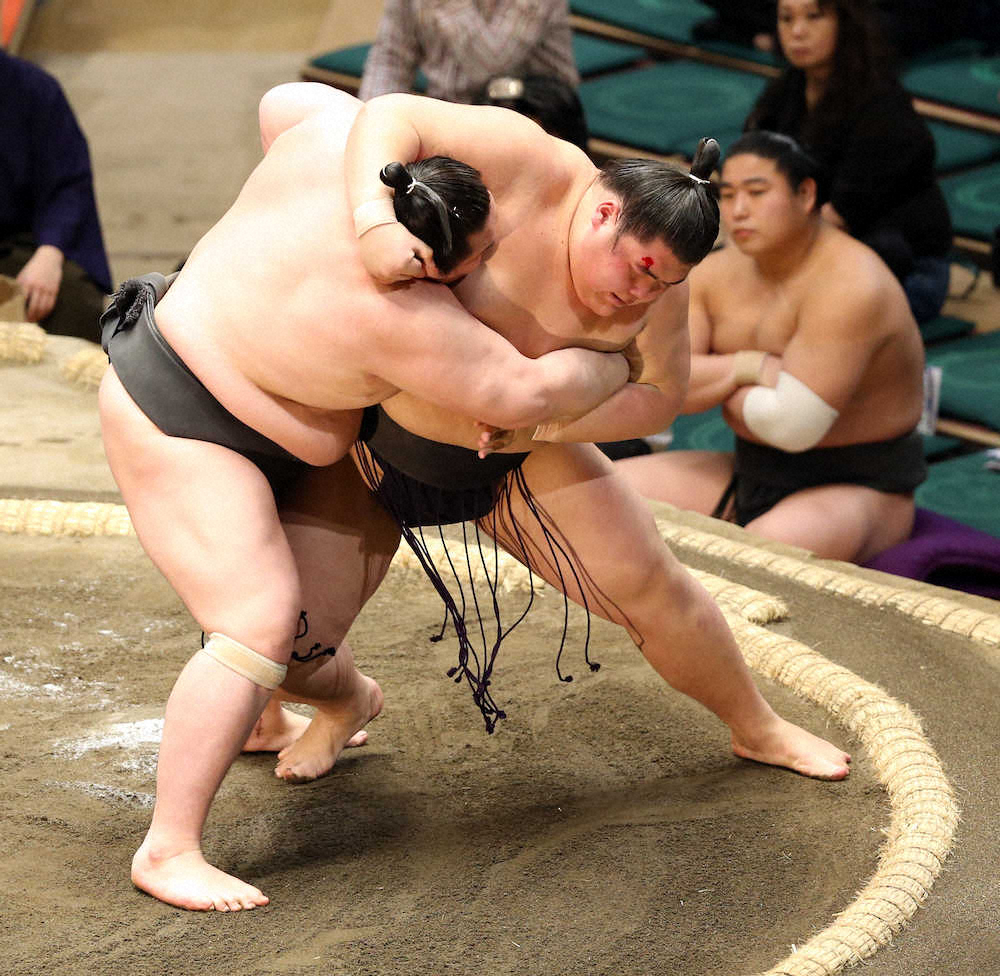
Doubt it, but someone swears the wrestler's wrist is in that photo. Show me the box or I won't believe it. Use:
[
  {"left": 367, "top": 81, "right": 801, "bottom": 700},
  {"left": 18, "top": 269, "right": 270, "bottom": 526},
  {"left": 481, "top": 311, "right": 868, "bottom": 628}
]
[
  {"left": 353, "top": 197, "right": 398, "bottom": 238},
  {"left": 730, "top": 350, "right": 767, "bottom": 387}
]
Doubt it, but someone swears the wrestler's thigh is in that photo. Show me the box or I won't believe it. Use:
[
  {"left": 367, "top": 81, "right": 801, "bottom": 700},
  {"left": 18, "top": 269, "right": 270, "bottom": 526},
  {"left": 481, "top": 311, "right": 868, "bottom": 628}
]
[
  {"left": 614, "top": 449, "right": 734, "bottom": 513},
  {"left": 749, "top": 484, "right": 915, "bottom": 563},
  {"left": 486, "top": 442, "right": 687, "bottom": 628},
  {"left": 99, "top": 368, "right": 300, "bottom": 647},
  {"left": 278, "top": 452, "right": 402, "bottom": 646}
]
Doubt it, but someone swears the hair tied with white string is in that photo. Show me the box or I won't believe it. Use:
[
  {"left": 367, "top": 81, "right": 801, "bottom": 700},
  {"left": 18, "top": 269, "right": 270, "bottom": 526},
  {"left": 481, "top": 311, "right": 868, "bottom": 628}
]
[{"left": 689, "top": 136, "right": 721, "bottom": 185}]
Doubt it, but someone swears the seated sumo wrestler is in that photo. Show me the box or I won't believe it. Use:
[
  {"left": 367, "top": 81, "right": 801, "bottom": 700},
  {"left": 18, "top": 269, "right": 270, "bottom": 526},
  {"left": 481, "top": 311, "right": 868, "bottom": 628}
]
[{"left": 616, "top": 130, "right": 926, "bottom": 564}]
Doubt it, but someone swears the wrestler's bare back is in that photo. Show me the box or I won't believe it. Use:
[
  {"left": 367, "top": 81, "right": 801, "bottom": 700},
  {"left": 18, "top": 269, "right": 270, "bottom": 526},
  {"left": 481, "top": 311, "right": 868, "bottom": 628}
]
[
  {"left": 696, "top": 225, "right": 924, "bottom": 447},
  {"left": 151, "top": 97, "right": 466, "bottom": 464}
]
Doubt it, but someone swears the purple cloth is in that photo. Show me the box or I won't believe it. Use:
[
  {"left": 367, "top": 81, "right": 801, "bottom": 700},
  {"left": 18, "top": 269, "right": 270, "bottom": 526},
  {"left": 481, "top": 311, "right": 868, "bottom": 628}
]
[
  {"left": 864, "top": 508, "right": 1000, "bottom": 600},
  {"left": 0, "top": 52, "right": 111, "bottom": 293}
]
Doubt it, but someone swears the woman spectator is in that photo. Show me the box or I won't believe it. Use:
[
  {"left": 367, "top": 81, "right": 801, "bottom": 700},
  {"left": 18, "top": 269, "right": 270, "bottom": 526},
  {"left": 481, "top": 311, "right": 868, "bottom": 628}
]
[{"left": 745, "top": 0, "right": 952, "bottom": 323}]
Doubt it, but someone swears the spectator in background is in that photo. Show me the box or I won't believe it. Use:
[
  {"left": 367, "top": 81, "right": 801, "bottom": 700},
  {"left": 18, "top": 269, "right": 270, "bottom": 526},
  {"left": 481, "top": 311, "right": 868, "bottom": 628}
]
[
  {"left": 475, "top": 73, "right": 588, "bottom": 148},
  {"left": 358, "top": 0, "right": 579, "bottom": 105},
  {"left": 0, "top": 50, "right": 111, "bottom": 339},
  {"left": 744, "top": 0, "right": 952, "bottom": 324}
]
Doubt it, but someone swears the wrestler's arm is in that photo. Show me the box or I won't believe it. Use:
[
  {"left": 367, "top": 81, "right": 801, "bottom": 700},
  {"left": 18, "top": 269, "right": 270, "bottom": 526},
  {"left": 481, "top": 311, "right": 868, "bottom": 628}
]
[
  {"left": 345, "top": 94, "right": 558, "bottom": 282},
  {"left": 368, "top": 280, "right": 629, "bottom": 430},
  {"left": 723, "top": 280, "right": 882, "bottom": 440},
  {"left": 258, "top": 83, "right": 357, "bottom": 152},
  {"left": 683, "top": 254, "right": 778, "bottom": 413},
  {"left": 531, "top": 285, "right": 691, "bottom": 443}
]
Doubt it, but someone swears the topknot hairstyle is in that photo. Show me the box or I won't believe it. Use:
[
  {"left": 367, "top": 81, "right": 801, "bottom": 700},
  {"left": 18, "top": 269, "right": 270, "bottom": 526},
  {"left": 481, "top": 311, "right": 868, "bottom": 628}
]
[
  {"left": 380, "top": 157, "right": 491, "bottom": 275},
  {"left": 598, "top": 137, "right": 721, "bottom": 265}
]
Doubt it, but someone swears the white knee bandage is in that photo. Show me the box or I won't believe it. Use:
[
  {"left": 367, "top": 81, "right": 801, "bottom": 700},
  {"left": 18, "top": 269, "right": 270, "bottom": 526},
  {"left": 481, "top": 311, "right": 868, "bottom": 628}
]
[
  {"left": 742, "top": 371, "right": 839, "bottom": 453},
  {"left": 200, "top": 632, "right": 287, "bottom": 690}
]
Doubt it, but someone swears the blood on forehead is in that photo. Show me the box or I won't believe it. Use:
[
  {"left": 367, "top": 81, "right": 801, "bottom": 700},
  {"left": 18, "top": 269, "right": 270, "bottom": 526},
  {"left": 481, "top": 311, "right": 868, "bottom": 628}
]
[{"left": 641, "top": 256, "right": 654, "bottom": 268}]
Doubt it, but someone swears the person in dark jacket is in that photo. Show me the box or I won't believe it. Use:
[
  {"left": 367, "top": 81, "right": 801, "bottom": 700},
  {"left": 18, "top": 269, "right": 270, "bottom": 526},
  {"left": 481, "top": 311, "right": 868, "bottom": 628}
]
[
  {"left": 0, "top": 51, "right": 111, "bottom": 338},
  {"left": 744, "top": 0, "right": 952, "bottom": 323}
]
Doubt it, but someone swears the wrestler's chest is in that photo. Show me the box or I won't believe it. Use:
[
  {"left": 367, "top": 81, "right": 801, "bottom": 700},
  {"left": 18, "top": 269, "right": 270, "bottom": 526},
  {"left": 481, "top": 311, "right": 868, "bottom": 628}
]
[{"left": 712, "top": 291, "right": 799, "bottom": 355}]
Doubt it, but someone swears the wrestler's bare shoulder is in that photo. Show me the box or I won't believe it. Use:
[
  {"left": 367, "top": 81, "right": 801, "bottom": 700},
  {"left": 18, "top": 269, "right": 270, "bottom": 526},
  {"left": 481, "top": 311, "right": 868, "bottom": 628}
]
[{"left": 802, "top": 228, "right": 911, "bottom": 326}]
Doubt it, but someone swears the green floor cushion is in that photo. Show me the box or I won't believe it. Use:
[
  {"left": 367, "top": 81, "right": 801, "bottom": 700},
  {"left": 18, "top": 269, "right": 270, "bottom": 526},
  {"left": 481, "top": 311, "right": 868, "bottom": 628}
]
[
  {"left": 903, "top": 53, "right": 1000, "bottom": 116},
  {"left": 579, "top": 61, "right": 766, "bottom": 155},
  {"left": 940, "top": 162, "right": 1000, "bottom": 240},
  {"left": 308, "top": 42, "right": 371, "bottom": 78},
  {"left": 929, "top": 121, "right": 1000, "bottom": 173},
  {"left": 925, "top": 330, "right": 1000, "bottom": 430},
  {"left": 920, "top": 314, "right": 976, "bottom": 345},
  {"left": 669, "top": 406, "right": 735, "bottom": 451},
  {"left": 572, "top": 33, "right": 646, "bottom": 75},
  {"left": 571, "top": 0, "right": 713, "bottom": 44},
  {"left": 570, "top": 0, "right": 779, "bottom": 66},
  {"left": 916, "top": 451, "right": 1000, "bottom": 539}
]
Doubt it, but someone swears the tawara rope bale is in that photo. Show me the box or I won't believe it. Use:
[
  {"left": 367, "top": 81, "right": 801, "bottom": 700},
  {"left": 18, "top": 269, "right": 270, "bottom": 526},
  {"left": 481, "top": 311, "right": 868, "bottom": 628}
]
[
  {"left": 0, "top": 321, "right": 47, "bottom": 363},
  {"left": 726, "top": 612, "right": 960, "bottom": 976},
  {"left": 0, "top": 497, "right": 962, "bottom": 975},
  {"left": 0, "top": 499, "right": 133, "bottom": 537},
  {"left": 60, "top": 344, "right": 108, "bottom": 389},
  {"left": 657, "top": 518, "right": 1000, "bottom": 649}
]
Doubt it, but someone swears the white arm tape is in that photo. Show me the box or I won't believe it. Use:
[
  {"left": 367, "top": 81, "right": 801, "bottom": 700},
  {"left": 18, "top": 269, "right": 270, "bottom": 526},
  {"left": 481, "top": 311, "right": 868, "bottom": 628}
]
[
  {"left": 742, "top": 370, "right": 839, "bottom": 452},
  {"left": 730, "top": 350, "right": 767, "bottom": 387},
  {"left": 532, "top": 422, "right": 561, "bottom": 442},
  {"left": 353, "top": 197, "right": 397, "bottom": 238},
  {"left": 200, "top": 632, "right": 287, "bottom": 690}
]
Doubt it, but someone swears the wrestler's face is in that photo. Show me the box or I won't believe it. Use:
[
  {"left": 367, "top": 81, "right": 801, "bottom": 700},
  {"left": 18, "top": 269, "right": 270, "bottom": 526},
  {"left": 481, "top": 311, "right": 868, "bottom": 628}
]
[
  {"left": 575, "top": 200, "right": 692, "bottom": 317},
  {"left": 719, "top": 154, "right": 816, "bottom": 255},
  {"left": 777, "top": 0, "right": 838, "bottom": 73},
  {"left": 434, "top": 194, "right": 499, "bottom": 283}
]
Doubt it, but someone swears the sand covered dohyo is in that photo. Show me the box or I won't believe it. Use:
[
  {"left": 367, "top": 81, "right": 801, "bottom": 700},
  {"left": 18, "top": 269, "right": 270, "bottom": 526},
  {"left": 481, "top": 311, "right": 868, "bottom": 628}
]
[{"left": 3, "top": 338, "right": 998, "bottom": 976}]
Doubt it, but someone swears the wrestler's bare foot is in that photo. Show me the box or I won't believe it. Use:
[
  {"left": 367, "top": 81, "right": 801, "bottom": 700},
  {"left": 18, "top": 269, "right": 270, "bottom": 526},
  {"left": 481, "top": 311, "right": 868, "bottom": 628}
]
[
  {"left": 275, "top": 676, "right": 383, "bottom": 783},
  {"left": 732, "top": 715, "right": 851, "bottom": 780},
  {"left": 243, "top": 701, "right": 367, "bottom": 753},
  {"left": 131, "top": 840, "right": 268, "bottom": 912}
]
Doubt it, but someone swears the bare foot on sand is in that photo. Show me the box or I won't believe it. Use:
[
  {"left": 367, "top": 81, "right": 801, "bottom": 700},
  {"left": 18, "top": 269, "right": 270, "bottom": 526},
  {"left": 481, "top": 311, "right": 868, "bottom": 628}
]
[
  {"left": 243, "top": 699, "right": 367, "bottom": 753},
  {"left": 732, "top": 716, "right": 851, "bottom": 780},
  {"left": 275, "top": 676, "right": 383, "bottom": 783},
  {"left": 132, "top": 842, "right": 268, "bottom": 912}
]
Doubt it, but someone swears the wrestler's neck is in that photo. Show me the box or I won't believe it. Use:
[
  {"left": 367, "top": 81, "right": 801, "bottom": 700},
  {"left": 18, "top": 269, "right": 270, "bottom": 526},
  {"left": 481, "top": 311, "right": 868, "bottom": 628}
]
[{"left": 751, "top": 216, "right": 823, "bottom": 282}]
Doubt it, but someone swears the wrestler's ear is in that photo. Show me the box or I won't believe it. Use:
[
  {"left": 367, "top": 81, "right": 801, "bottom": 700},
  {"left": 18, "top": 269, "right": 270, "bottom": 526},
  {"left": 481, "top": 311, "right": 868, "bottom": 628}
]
[
  {"left": 592, "top": 199, "right": 620, "bottom": 229},
  {"left": 796, "top": 176, "right": 818, "bottom": 214}
]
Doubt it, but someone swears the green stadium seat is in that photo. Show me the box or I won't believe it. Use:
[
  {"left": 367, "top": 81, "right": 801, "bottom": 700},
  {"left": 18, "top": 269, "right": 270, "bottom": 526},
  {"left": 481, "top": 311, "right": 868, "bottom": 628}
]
[
  {"left": 570, "top": 0, "right": 780, "bottom": 68},
  {"left": 940, "top": 162, "right": 1000, "bottom": 241},
  {"left": 925, "top": 329, "right": 1000, "bottom": 431},
  {"left": 579, "top": 60, "right": 766, "bottom": 155},
  {"left": 903, "top": 53, "right": 1000, "bottom": 117},
  {"left": 929, "top": 121, "right": 1000, "bottom": 173},
  {"left": 917, "top": 451, "right": 1000, "bottom": 539}
]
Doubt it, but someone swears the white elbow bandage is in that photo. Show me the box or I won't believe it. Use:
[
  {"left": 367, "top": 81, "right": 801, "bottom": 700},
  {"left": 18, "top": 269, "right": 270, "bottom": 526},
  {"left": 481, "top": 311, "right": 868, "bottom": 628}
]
[
  {"left": 353, "top": 197, "right": 397, "bottom": 238},
  {"left": 742, "top": 371, "right": 839, "bottom": 452},
  {"left": 199, "top": 632, "right": 287, "bottom": 689}
]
